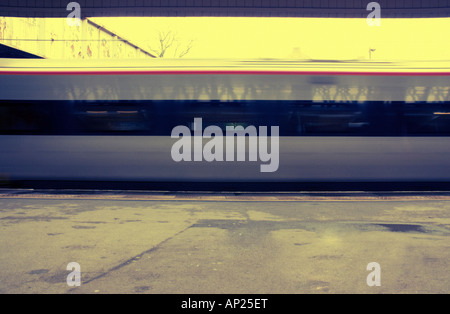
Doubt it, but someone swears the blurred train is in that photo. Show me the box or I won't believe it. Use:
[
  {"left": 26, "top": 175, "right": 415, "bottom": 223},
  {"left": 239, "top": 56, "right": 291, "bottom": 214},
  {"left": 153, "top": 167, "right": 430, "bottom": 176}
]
[{"left": 0, "top": 58, "right": 450, "bottom": 190}]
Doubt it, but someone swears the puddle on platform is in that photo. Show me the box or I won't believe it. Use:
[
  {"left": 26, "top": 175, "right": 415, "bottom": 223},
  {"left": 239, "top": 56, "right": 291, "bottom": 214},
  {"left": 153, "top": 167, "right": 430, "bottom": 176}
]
[
  {"left": 374, "top": 223, "right": 426, "bottom": 233},
  {"left": 190, "top": 219, "right": 448, "bottom": 236}
]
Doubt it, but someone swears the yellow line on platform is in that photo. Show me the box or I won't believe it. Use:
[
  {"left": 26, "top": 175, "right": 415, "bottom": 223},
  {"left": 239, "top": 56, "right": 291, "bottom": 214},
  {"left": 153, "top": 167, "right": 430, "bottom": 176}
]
[{"left": 1, "top": 194, "right": 450, "bottom": 202}]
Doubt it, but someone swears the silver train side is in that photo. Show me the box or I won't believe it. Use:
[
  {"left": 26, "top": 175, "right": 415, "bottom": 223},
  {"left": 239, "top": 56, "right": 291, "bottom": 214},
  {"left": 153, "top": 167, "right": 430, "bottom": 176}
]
[{"left": 1, "top": 59, "right": 450, "bottom": 189}]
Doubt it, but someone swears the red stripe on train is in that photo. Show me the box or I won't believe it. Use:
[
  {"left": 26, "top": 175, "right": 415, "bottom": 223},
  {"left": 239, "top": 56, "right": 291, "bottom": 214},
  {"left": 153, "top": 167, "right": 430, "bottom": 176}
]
[{"left": 0, "top": 70, "right": 449, "bottom": 76}]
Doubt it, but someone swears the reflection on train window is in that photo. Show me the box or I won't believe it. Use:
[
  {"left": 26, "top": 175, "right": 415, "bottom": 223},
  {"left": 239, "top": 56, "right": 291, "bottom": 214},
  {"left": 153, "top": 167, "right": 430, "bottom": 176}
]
[
  {"left": 73, "top": 102, "right": 153, "bottom": 133},
  {"left": 0, "top": 100, "right": 450, "bottom": 136}
]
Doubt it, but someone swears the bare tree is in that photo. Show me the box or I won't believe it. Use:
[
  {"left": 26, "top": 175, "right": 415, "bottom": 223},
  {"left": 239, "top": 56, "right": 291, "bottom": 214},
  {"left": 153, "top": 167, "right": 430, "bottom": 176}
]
[{"left": 148, "top": 31, "right": 194, "bottom": 58}]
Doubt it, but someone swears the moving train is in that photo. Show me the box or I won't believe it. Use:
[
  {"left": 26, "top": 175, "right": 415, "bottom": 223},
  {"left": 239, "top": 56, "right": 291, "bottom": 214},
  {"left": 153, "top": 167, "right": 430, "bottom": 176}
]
[{"left": 0, "top": 58, "right": 450, "bottom": 190}]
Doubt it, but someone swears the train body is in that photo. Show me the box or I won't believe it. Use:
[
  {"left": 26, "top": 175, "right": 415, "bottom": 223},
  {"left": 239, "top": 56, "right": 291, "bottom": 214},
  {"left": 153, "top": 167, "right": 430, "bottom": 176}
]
[{"left": 1, "top": 58, "right": 450, "bottom": 190}]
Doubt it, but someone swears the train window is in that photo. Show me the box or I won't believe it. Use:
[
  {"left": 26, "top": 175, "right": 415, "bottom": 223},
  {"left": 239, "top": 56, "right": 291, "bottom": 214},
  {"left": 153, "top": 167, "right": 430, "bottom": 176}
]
[
  {"left": 0, "top": 102, "right": 53, "bottom": 133},
  {"left": 289, "top": 102, "right": 368, "bottom": 135},
  {"left": 72, "top": 101, "right": 154, "bottom": 134},
  {"left": 403, "top": 104, "right": 450, "bottom": 135},
  {"left": 0, "top": 100, "right": 450, "bottom": 136}
]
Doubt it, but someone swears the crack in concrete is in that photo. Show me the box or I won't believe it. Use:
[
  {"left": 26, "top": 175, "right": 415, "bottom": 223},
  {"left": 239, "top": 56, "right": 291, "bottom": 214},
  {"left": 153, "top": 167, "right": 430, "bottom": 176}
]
[{"left": 69, "top": 223, "right": 194, "bottom": 289}]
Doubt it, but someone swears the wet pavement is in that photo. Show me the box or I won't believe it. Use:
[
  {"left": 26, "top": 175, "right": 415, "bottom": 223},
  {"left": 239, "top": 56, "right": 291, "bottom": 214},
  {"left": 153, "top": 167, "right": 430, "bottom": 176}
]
[{"left": 0, "top": 189, "right": 449, "bottom": 294}]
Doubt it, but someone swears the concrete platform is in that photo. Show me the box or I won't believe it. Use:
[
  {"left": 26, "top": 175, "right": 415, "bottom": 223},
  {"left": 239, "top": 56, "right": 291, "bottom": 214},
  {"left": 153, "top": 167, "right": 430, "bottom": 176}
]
[{"left": 0, "top": 189, "right": 449, "bottom": 294}]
